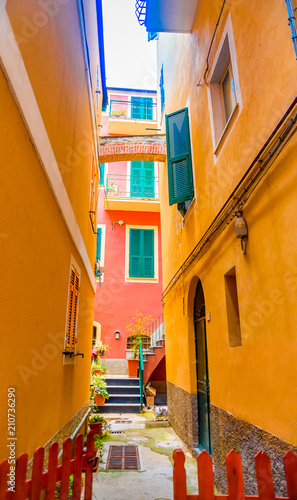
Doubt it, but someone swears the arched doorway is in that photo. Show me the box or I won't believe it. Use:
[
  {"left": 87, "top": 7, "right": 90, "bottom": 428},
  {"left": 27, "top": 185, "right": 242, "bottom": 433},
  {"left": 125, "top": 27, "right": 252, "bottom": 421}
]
[{"left": 194, "top": 280, "right": 212, "bottom": 454}]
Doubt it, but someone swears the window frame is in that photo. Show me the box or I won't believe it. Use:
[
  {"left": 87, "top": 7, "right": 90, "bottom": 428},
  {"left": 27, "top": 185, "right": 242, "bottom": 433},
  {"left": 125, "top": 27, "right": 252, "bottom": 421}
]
[
  {"left": 207, "top": 14, "right": 242, "bottom": 157},
  {"left": 125, "top": 225, "right": 159, "bottom": 283}
]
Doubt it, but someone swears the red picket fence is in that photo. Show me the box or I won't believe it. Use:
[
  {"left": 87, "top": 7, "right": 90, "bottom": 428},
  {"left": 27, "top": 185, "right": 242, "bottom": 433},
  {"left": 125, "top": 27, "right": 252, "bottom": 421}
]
[
  {"left": 173, "top": 448, "right": 297, "bottom": 500},
  {"left": 0, "top": 431, "right": 95, "bottom": 500}
]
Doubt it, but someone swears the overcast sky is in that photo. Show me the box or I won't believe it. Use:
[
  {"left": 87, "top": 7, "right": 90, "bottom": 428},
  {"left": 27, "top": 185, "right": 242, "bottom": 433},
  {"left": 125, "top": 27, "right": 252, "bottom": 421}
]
[{"left": 102, "top": 0, "right": 157, "bottom": 90}]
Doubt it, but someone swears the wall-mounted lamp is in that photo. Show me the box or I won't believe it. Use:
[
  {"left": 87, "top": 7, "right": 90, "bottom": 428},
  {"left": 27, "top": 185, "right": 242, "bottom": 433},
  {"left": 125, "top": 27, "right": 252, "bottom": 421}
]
[
  {"left": 114, "top": 330, "right": 120, "bottom": 340},
  {"left": 235, "top": 213, "right": 248, "bottom": 254},
  {"left": 112, "top": 220, "right": 125, "bottom": 230}
]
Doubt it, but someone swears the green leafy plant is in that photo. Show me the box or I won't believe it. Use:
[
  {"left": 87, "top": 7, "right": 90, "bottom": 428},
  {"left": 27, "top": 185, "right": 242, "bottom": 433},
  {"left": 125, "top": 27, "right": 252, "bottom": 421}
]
[
  {"left": 126, "top": 312, "right": 154, "bottom": 359},
  {"left": 91, "top": 359, "right": 106, "bottom": 375},
  {"left": 111, "top": 109, "right": 127, "bottom": 117},
  {"left": 89, "top": 413, "right": 107, "bottom": 424},
  {"left": 94, "top": 436, "right": 105, "bottom": 461},
  {"left": 55, "top": 474, "right": 84, "bottom": 499},
  {"left": 91, "top": 374, "right": 109, "bottom": 399}
]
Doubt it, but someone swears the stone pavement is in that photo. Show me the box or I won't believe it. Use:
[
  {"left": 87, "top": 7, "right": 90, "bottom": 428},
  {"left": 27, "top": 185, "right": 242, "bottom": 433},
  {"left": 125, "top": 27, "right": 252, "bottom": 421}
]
[{"left": 92, "top": 412, "right": 198, "bottom": 500}]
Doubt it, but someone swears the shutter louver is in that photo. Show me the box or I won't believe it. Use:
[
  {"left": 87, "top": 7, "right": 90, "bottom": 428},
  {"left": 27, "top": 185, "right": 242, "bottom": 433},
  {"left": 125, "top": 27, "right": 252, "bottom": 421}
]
[
  {"left": 66, "top": 266, "right": 80, "bottom": 353},
  {"left": 96, "top": 228, "right": 102, "bottom": 262},
  {"left": 165, "top": 108, "right": 194, "bottom": 205},
  {"left": 143, "top": 230, "right": 154, "bottom": 278}
]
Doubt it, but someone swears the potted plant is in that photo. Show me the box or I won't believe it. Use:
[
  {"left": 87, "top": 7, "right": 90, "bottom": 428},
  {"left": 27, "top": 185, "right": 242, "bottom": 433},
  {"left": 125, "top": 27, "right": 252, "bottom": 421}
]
[
  {"left": 91, "top": 342, "right": 109, "bottom": 361},
  {"left": 126, "top": 312, "right": 153, "bottom": 377},
  {"left": 88, "top": 413, "right": 107, "bottom": 435},
  {"left": 91, "top": 374, "right": 109, "bottom": 405},
  {"left": 91, "top": 359, "right": 106, "bottom": 376}
]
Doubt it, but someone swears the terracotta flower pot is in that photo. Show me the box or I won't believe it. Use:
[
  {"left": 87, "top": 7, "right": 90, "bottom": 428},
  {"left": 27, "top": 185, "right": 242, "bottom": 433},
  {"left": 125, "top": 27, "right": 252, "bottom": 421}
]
[
  {"left": 128, "top": 359, "right": 139, "bottom": 377},
  {"left": 93, "top": 369, "right": 102, "bottom": 376},
  {"left": 89, "top": 421, "right": 103, "bottom": 435},
  {"left": 94, "top": 394, "right": 106, "bottom": 406}
]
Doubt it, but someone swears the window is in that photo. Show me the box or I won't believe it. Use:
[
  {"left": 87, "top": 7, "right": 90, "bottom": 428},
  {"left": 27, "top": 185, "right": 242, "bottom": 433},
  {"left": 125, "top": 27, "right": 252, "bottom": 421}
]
[
  {"left": 207, "top": 15, "right": 242, "bottom": 153},
  {"left": 131, "top": 96, "right": 153, "bottom": 120},
  {"left": 95, "top": 225, "right": 105, "bottom": 280},
  {"left": 125, "top": 226, "right": 158, "bottom": 282},
  {"left": 130, "top": 161, "right": 155, "bottom": 198},
  {"left": 65, "top": 265, "right": 80, "bottom": 354},
  {"left": 99, "top": 163, "right": 105, "bottom": 186},
  {"left": 89, "top": 153, "right": 98, "bottom": 229},
  {"left": 224, "top": 267, "right": 242, "bottom": 348},
  {"left": 127, "top": 334, "right": 151, "bottom": 350},
  {"left": 165, "top": 107, "right": 194, "bottom": 206}
]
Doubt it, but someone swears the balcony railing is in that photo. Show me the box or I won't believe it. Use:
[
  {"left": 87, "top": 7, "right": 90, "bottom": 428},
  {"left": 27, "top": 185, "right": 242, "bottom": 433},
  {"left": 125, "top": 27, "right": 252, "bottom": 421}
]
[
  {"left": 105, "top": 174, "right": 159, "bottom": 200},
  {"left": 144, "top": 314, "right": 165, "bottom": 347},
  {"left": 109, "top": 99, "right": 157, "bottom": 121}
]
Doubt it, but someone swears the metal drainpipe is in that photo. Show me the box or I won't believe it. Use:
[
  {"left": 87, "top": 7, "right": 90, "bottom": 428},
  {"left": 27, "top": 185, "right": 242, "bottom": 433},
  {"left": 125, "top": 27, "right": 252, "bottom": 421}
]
[{"left": 285, "top": 0, "right": 297, "bottom": 59}]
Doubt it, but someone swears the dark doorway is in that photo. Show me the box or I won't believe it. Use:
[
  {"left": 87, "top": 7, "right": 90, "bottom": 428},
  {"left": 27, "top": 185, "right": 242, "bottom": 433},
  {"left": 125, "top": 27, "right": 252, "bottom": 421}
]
[{"left": 194, "top": 280, "right": 212, "bottom": 454}]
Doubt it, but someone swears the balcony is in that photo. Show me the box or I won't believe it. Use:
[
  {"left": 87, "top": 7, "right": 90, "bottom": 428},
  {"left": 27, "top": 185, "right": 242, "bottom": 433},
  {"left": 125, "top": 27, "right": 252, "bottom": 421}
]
[
  {"left": 104, "top": 173, "right": 160, "bottom": 212},
  {"left": 108, "top": 98, "right": 159, "bottom": 136},
  {"left": 135, "top": 0, "right": 199, "bottom": 34}
]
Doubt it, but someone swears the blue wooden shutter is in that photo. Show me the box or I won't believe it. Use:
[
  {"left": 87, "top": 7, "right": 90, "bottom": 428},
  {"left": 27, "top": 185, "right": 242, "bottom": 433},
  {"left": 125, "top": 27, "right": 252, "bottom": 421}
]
[
  {"left": 130, "top": 161, "right": 142, "bottom": 197},
  {"left": 165, "top": 108, "right": 194, "bottom": 205},
  {"left": 129, "top": 229, "right": 141, "bottom": 277},
  {"left": 142, "top": 230, "right": 154, "bottom": 278},
  {"left": 131, "top": 97, "right": 141, "bottom": 119},
  {"left": 96, "top": 228, "right": 102, "bottom": 262},
  {"left": 143, "top": 98, "right": 153, "bottom": 120}
]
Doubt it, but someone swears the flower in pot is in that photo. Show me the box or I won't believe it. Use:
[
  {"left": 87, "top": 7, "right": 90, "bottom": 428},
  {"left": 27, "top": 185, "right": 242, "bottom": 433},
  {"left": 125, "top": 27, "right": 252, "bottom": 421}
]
[
  {"left": 91, "top": 374, "right": 109, "bottom": 406},
  {"left": 91, "top": 359, "right": 106, "bottom": 376},
  {"left": 88, "top": 413, "right": 107, "bottom": 435}
]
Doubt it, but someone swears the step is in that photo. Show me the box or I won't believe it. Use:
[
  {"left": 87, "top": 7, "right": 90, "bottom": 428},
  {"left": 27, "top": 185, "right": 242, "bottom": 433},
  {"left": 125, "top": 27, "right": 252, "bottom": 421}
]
[
  {"left": 98, "top": 403, "right": 141, "bottom": 414},
  {"left": 105, "top": 377, "right": 139, "bottom": 387},
  {"left": 108, "top": 394, "right": 141, "bottom": 404},
  {"left": 108, "top": 385, "right": 140, "bottom": 395}
]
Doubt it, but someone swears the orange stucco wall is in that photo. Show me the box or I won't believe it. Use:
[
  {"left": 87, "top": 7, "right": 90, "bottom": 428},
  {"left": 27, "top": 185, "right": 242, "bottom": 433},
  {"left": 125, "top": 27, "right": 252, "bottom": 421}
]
[
  {"left": 158, "top": 0, "right": 297, "bottom": 445},
  {"left": 0, "top": 0, "right": 102, "bottom": 460}
]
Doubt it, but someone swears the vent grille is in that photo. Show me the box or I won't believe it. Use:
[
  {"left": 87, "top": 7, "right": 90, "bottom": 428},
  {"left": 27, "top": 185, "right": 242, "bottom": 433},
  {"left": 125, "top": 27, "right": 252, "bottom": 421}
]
[{"left": 106, "top": 445, "right": 140, "bottom": 471}]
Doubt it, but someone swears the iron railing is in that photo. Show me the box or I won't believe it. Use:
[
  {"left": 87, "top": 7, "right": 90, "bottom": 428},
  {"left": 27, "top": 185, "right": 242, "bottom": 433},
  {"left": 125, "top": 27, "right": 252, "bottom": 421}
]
[
  {"left": 105, "top": 174, "right": 159, "bottom": 200},
  {"left": 135, "top": 0, "right": 146, "bottom": 26},
  {"left": 145, "top": 314, "right": 165, "bottom": 346},
  {"left": 109, "top": 99, "right": 157, "bottom": 122}
]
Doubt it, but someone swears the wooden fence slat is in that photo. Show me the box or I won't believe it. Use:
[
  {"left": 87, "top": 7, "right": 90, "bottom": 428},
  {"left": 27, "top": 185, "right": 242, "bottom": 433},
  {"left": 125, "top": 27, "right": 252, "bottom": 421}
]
[
  {"left": 173, "top": 449, "right": 187, "bottom": 500},
  {"left": 255, "top": 451, "right": 275, "bottom": 500},
  {"left": 14, "top": 454, "right": 28, "bottom": 500},
  {"left": 0, "top": 461, "right": 9, "bottom": 500},
  {"left": 226, "top": 450, "right": 245, "bottom": 500},
  {"left": 45, "top": 442, "right": 59, "bottom": 500},
  {"left": 31, "top": 448, "right": 44, "bottom": 500},
  {"left": 84, "top": 431, "right": 95, "bottom": 500},
  {"left": 198, "top": 451, "right": 215, "bottom": 500},
  {"left": 72, "top": 434, "right": 83, "bottom": 500},
  {"left": 60, "top": 438, "right": 72, "bottom": 500},
  {"left": 283, "top": 451, "right": 297, "bottom": 500}
]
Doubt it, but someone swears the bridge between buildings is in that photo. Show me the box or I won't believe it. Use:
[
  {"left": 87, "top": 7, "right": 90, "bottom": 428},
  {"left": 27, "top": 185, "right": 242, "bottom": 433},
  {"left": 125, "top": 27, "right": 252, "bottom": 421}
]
[{"left": 99, "top": 135, "right": 166, "bottom": 163}]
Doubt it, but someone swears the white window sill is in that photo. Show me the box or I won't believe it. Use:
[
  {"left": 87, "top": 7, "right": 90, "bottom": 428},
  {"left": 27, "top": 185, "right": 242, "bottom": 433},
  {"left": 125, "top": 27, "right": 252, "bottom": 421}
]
[{"left": 125, "top": 277, "right": 158, "bottom": 284}]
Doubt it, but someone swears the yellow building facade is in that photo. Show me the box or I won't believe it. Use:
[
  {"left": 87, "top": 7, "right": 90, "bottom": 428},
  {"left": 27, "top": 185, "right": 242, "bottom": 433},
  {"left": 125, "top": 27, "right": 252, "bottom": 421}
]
[
  {"left": 0, "top": 0, "right": 106, "bottom": 462},
  {"left": 141, "top": 0, "right": 297, "bottom": 493}
]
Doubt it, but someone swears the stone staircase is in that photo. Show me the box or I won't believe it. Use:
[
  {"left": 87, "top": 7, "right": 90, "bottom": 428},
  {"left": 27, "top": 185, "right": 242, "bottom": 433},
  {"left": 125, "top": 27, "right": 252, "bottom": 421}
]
[{"left": 99, "top": 376, "right": 141, "bottom": 413}]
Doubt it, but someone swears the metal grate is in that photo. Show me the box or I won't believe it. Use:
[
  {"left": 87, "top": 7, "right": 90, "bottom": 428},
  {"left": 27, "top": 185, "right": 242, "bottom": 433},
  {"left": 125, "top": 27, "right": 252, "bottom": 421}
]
[
  {"left": 135, "top": 0, "right": 146, "bottom": 26},
  {"left": 114, "top": 420, "right": 132, "bottom": 424},
  {"left": 106, "top": 445, "right": 140, "bottom": 471},
  {"left": 109, "top": 430, "right": 125, "bottom": 435}
]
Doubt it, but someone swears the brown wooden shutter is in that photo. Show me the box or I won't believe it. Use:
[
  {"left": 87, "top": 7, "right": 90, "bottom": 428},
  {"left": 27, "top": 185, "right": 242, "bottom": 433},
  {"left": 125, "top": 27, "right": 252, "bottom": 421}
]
[{"left": 66, "top": 266, "right": 80, "bottom": 352}]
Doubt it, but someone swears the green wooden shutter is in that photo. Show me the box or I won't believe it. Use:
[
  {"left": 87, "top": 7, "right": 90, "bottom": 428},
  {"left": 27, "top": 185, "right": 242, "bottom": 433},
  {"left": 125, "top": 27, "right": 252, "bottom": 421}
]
[
  {"left": 129, "top": 229, "right": 154, "bottom": 278},
  {"left": 129, "top": 229, "right": 141, "bottom": 277},
  {"left": 165, "top": 107, "right": 194, "bottom": 205},
  {"left": 96, "top": 228, "right": 102, "bottom": 262},
  {"left": 142, "top": 229, "right": 154, "bottom": 278},
  {"left": 130, "top": 161, "right": 142, "bottom": 197},
  {"left": 143, "top": 161, "right": 155, "bottom": 198},
  {"left": 131, "top": 161, "right": 155, "bottom": 198}
]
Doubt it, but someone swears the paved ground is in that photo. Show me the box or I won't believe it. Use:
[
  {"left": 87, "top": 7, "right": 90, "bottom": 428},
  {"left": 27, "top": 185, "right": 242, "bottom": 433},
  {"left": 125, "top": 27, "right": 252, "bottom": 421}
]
[{"left": 92, "top": 412, "right": 198, "bottom": 500}]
